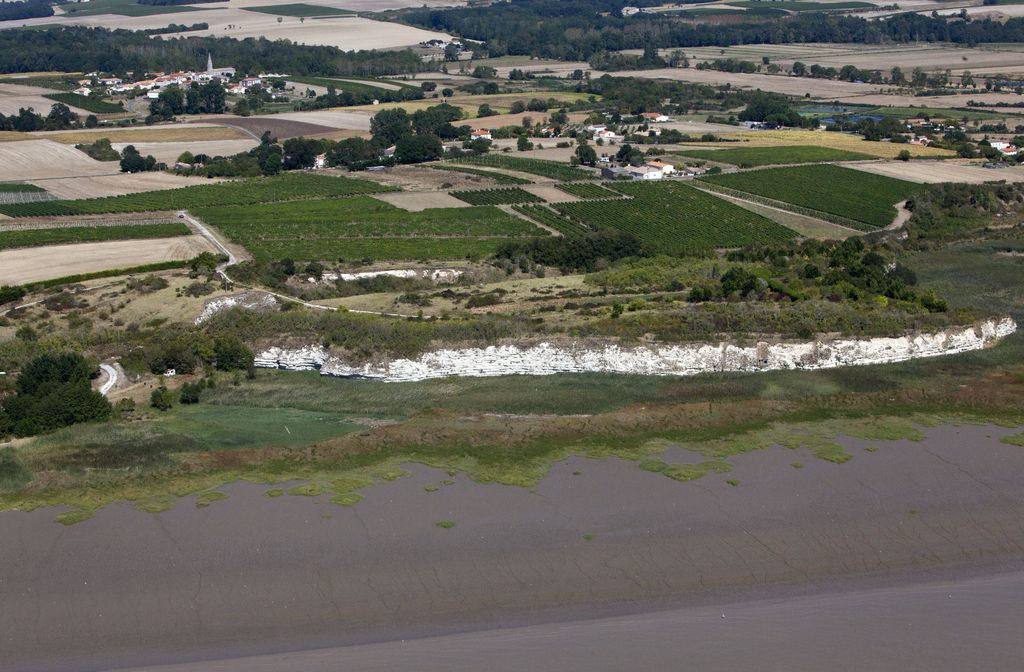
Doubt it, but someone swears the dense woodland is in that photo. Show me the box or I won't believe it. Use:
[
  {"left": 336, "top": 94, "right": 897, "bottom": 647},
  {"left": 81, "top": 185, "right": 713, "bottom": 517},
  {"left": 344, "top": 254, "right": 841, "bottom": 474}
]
[
  {"left": 399, "top": 1, "right": 1024, "bottom": 58},
  {"left": 0, "top": 26, "right": 428, "bottom": 77}
]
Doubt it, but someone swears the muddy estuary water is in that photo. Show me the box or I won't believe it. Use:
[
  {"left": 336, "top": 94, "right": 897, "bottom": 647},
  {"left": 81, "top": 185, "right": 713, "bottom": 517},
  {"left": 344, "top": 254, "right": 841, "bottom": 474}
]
[{"left": 3, "top": 425, "right": 1024, "bottom": 671}]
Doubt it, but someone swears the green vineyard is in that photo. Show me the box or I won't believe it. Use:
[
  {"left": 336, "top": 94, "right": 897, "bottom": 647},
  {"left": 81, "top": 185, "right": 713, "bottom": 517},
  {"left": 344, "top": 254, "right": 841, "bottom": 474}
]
[
  {"left": 0, "top": 222, "right": 190, "bottom": 250},
  {"left": 556, "top": 182, "right": 620, "bottom": 199},
  {"left": 700, "top": 164, "right": 921, "bottom": 228},
  {"left": 556, "top": 182, "right": 796, "bottom": 253},
  {"left": 672, "top": 145, "right": 874, "bottom": 167},
  {"left": 0, "top": 174, "right": 394, "bottom": 218},
  {"left": 512, "top": 205, "right": 591, "bottom": 237},
  {"left": 426, "top": 164, "right": 531, "bottom": 185},
  {"left": 194, "top": 197, "right": 546, "bottom": 261},
  {"left": 450, "top": 188, "right": 543, "bottom": 206},
  {"left": 451, "top": 154, "right": 596, "bottom": 181}
]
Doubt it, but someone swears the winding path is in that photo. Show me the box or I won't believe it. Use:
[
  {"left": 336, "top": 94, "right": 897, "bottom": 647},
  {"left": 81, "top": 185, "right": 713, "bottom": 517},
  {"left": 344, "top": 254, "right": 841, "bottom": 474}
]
[{"left": 98, "top": 363, "right": 118, "bottom": 396}]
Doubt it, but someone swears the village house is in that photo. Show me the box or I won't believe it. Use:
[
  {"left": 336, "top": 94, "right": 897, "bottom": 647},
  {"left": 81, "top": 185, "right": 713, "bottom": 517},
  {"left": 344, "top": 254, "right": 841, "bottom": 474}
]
[
  {"left": 73, "top": 86, "right": 91, "bottom": 97},
  {"left": 645, "top": 159, "right": 675, "bottom": 175},
  {"left": 593, "top": 129, "right": 622, "bottom": 143},
  {"left": 990, "top": 141, "right": 1019, "bottom": 156},
  {"left": 625, "top": 165, "right": 664, "bottom": 180},
  {"left": 470, "top": 129, "right": 492, "bottom": 140},
  {"left": 641, "top": 112, "right": 670, "bottom": 123}
]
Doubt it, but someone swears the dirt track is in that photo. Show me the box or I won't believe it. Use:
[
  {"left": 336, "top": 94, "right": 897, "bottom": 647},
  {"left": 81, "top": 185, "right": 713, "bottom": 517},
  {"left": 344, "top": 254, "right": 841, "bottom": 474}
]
[{"left": 0, "top": 235, "right": 215, "bottom": 285}]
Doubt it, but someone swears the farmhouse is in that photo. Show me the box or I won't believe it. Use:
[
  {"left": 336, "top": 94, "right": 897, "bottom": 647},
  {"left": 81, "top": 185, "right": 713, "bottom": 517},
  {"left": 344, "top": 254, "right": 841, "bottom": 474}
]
[
  {"left": 73, "top": 87, "right": 91, "bottom": 96},
  {"left": 593, "top": 129, "right": 623, "bottom": 142},
  {"left": 646, "top": 160, "right": 675, "bottom": 175},
  {"left": 626, "top": 165, "right": 664, "bottom": 180},
  {"left": 990, "top": 141, "right": 1019, "bottom": 156},
  {"left": 641, "top": 112, "right": 670, "bottom": 123},
  {"left": 470, "top": 129, "right": 492, "bottom": 140}
]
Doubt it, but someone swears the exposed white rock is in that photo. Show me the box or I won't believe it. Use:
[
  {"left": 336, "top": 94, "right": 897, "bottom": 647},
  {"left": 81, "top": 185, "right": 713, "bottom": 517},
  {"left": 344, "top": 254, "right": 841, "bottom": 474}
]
[
  {"left": 196, "top": 291, "right": 277, "bottom": 325},
  {"left": 254, "top": 317, "right": 1017, "bottom": 383},
  {"left": 317, "top": 269, "right": 463, "bottom": 284}
]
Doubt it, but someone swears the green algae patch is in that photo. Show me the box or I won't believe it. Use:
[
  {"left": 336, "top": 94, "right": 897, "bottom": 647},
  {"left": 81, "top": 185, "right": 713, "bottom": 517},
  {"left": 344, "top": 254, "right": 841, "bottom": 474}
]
[
  {"left": 435, "top": 520, "right": 456, "bottom": 529},
  {"left": 56, "top": 508, "right": 94, "bottom": 525},
  {"left": 287, "top": 483, "right": 328, "bottom": 497},
  {"left": 195, "top": 491, "right": 227, "bottom": 508},
  {"left": 135, "top": 495, "right": 176, "bottom": 513},
  {"left": 264, "top": 488, "right": 285, "bottom": 498},
  {"left": 1001, "top": 432, "right": 1024, "bottom": 447},
  {"left": 331, "top": 492, "right": 364, "bottom": 506}
]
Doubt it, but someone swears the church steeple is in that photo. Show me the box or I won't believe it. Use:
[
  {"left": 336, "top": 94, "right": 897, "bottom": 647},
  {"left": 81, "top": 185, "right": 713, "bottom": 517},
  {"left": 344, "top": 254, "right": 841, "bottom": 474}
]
[{"left": 206, "top": 53, "right": 213, "bottom": 76}]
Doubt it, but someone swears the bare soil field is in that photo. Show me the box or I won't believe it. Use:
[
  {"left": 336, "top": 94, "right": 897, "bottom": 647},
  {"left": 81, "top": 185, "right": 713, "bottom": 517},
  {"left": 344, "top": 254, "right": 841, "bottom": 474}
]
[
  {"left": 28, "top": 173, "right": 222, "bottom": 199},
  {"left": 0, "top": 235, "right": 215, "bottom": 285},
  {"left": 271, "top": 109, "right": 373, "bottom": 132},
  {"left": 0, "top": 125, "right": 249, "bottom": 145},
  {"left": 340, "top": 165, "right": 508, "bottom": 191},
  {"left": 111, "top": 139, "right": 258, "bottom": 164},
  {"left": 0, "top": 139, "right": 115, "bottom": 181},
  {"left": 521, "top": 184, "right": 579, "bottom": 203},
  {"left": 0, "top": 82, "right": 90, "bottom": 117},
  {"left": 844, "top": 159, "right": 1024, "bottom": 184},
  {"left": 373, "top": 191, "right": 469, "bottom": 211}
]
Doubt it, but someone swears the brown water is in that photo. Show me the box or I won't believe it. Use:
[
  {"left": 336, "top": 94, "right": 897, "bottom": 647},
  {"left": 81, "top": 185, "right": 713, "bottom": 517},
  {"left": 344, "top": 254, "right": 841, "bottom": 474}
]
[{"left": 3, "top": 424, "right": 1024, "bottom": 671}]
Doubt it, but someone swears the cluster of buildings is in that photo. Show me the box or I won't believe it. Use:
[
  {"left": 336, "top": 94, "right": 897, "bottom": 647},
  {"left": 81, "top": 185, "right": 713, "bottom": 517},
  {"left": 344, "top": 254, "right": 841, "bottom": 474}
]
[
  {"left": 989, "top": 141, "right": 1019, "bottom": 156},
  {"left": 601, "top": 160, "right": 679, "bottom": 181},
  {"left": 83, "top": 56, "right": 286, "bottom": 100}
]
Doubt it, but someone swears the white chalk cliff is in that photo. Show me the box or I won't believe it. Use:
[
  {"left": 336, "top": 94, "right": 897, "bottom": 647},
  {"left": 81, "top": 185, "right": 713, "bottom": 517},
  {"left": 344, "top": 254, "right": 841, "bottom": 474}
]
[{"left": 254, "top": 317, "right": 1017, "bottom": 383}]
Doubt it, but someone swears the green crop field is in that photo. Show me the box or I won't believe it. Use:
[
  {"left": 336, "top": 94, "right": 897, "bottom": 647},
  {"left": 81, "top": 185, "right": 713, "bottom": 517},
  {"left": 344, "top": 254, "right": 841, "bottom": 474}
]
[
  {"left": 512, "top": 205, "right": 590, "bottom": 237},
  {"left": 555, "top": 182, "right": 795, "bottom": 252},
  {"left": 0, "top": 174, "right": 392, "bottom": 218},
  {"left": 450, "top": 187, "right": 543, "bottom": 205},
  {"left": 43, "top": 93, "right": 124, "bottom": 115},
  {"left": 727, "top": 0, "right": 873, "bottom": 10},
  {"left": 700, "top": 164, "right": 921, "bottom": 228},
  {"left": 58, "top": 0, "right": 201, "bottom": 17},
  {"left": 242, "top": 3, "right": 354, "bottom": 16},
  {"left": 0, "top": 183, "right": 45, "bottom": 193},
  {"left": 672, "top": 145, "right": 874, "bottom": 166},
  {"left": 426, "top": 164, "right": 531, "bottom": 185},
  {"left": 0, "top": 222, "right": 190, "bottom": 251},
  {"left": 452, "top": 155, "right": 596, "bottom": 181},
  {"left": 194, "top": 196, "right": 545, "bottom": 261},
  {"left": 556, "top": 182, "right": 620, "bottom": 199}
]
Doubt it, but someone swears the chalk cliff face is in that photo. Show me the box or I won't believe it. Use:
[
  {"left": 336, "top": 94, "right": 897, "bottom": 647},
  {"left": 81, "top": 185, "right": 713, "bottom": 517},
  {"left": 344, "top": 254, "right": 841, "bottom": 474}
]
[{"left": 253, "top": 317, "right": 1017, "bottom": 383}]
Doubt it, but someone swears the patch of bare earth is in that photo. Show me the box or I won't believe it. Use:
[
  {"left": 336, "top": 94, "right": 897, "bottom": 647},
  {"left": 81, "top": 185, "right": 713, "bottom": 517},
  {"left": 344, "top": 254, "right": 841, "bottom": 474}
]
[
  {"left": 0, "top": 235, "right": 215, "bottom": 285},
  {"left": 373, "top": 192, "right": 470, "bottom": 211}
]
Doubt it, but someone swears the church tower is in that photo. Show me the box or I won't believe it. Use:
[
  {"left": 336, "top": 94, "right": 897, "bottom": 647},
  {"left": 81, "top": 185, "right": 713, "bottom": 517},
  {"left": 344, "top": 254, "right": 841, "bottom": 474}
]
[{"left": 206, "top": 53, "right": 213, "bottom": 77}]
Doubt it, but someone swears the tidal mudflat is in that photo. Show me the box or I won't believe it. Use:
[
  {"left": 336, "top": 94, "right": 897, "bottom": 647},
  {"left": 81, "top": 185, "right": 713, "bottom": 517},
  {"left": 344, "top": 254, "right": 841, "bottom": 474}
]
[{"left": 3, "top": 424, "right": 1024, "bottom": 671}]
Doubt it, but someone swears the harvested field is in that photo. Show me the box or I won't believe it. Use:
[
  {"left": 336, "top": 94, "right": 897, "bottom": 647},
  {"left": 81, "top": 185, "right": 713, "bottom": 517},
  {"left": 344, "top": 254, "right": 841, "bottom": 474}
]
[
  {"left": 0, "top": 140, "right": 114, "bottom": 181},
  {"left": 110, "top": 139, "right": 258, "bottom": 164},
  {"left": 844, "top": 160, "right": 1024, "bottom": 184},
  {"left": 705, "top": 129, "right": 955, "bottom": 158},
  {"left": 29, "top": 173, "right": 221, "bottom": 200},
  {"left": 672, "top": 145, "right": 876, "bottom": 166},
  {"left": 161, "top": 13, "right": 450, "bottom": 51},
  {"left": 0, "top": 82, "right": 90, "bottom": 117},
  {"left": 0, "top": 235, "right": 214, "bottom": 285},
  {"left": 345, "top": 165, "right": 518, "bottom": 191},
  {"left": 0, "top": 125, "right": 249, "bottom": 145},
  {"left": 271, "top": 109, "right": 373, "bottom": 132},
  {"left": 679, "top": 42, "right": 1024, "bottom": 74},
  {"left": 373, "top": 192, "right": 469, "bottom": 211}
]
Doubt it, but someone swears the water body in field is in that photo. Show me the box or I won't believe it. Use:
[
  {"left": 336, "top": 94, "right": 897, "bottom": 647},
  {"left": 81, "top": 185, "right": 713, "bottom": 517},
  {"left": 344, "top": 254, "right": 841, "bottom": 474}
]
[{"left": 2, "top": 424, "right": 1024, "bottom": 672}]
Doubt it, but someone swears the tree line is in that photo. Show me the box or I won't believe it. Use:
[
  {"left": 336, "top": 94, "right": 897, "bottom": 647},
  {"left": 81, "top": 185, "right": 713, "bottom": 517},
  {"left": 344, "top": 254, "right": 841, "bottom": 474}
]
[
  {"left": 398, "top": 1, "right": 1024, "bottom": 59},
  {"left": 0, "top": 26, "right": 430, "bottom": 78}
]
